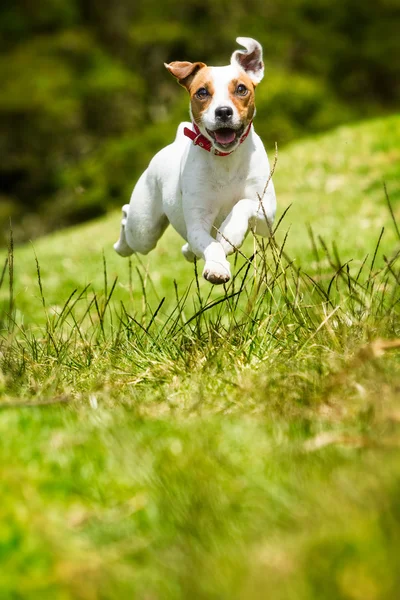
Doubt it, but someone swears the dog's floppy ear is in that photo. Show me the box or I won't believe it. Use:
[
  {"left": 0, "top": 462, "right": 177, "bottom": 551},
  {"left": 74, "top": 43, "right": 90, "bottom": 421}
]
[
  {"left": 231, "top": 37, "right": 264, "bottom": 85},
  {"left": 165, "top": 61, "right": 206, "bottom": 90}
]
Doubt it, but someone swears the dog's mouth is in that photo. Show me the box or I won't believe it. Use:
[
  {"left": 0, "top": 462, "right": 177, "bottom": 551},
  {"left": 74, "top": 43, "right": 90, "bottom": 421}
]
[{"left": 206, "top": 126, "right": 244, "bottom": 149}]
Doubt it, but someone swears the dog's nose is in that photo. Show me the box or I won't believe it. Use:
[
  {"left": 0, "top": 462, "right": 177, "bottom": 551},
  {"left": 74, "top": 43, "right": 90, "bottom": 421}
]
[{"left": 215, "top": 106, "right": 233, "bottom": 122}]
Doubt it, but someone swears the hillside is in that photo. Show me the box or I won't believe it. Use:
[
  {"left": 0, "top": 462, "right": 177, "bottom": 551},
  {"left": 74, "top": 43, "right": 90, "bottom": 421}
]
[
  {"left": 5, "top": 114, "right": 400, "bottom": 324},
  {"left": 1, "top": 115, "right": 400, "bottom": 599}
]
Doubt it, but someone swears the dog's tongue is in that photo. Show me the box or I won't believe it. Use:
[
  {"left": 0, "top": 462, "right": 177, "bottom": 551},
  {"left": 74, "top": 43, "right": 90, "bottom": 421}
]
[{"left": 215, "top": 129, "right": 236, "bottom": 145}]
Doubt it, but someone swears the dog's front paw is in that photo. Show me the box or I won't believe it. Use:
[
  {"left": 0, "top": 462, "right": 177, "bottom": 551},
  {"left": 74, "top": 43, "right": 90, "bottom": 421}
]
[
  {"left": 203, "top": 260, "right": 231, "bottom": 285},
  {"left": 217, "top": 222, "right": 248, "bottom": 256}
]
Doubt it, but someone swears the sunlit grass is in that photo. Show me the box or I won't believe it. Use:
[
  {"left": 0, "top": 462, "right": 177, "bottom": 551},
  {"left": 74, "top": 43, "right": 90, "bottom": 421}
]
[{"left": 1, "top": 114, "right": 400, "bottom": 599}]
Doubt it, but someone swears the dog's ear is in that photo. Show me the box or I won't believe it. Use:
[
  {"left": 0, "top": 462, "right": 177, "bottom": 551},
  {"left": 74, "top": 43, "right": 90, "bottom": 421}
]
[
  {"left": 165, "top": 61, "right": 206, "bottom": 90},
  {"left": 231, "top": 37, "right": 264, "bottom": 85}
]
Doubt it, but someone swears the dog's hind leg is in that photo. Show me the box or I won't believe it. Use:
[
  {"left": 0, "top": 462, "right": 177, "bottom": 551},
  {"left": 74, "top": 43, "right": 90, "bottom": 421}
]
[
  {"left": 181, "top": 243, "right": 196, "bottom": 263},
  {"left": 115, "top": 170, "right": 169, "bottom": 256},
  {"left": 114, "top": 203, "right": 168, "bottom": 256},
  {"left": 114, "top": 204, "right": 135, "bottom": 256}
]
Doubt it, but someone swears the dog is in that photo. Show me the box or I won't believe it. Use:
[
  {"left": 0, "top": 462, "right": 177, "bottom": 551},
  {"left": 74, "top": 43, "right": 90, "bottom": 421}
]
[{"left": 114, "top": 37, "right": 276, "bottom": 285}]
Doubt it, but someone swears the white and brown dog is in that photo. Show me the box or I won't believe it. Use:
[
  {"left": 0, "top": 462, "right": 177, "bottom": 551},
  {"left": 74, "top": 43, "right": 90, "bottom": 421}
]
[{"left": 114, "top": 37, "right": 276, "bottom": 284}]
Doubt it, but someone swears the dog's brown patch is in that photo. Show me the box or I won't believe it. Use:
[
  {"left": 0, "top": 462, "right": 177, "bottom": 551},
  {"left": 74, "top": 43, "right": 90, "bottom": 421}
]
[
  {"left": 228, "top": 73, "right": 256, "bottom": 123},
  {"left": 165, "top": 61, "right": 206, "bottom": 90},
  {"left": 188, "top": 67, "right": 215, "bottom": 125}
]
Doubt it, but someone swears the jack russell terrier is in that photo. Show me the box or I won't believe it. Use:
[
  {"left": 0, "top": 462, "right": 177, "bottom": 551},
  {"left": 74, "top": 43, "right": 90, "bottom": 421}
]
[{"left": 114, "top": 37, "right": 276, "bottom": 284}]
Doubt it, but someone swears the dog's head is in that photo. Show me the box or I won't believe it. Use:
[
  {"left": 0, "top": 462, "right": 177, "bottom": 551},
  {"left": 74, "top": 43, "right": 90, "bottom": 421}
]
[{"left": 165, "top": 38, "right": 264, "bottom": 153}]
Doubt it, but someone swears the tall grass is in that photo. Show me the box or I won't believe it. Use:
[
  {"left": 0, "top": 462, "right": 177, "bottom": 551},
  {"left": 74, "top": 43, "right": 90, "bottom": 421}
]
[
  {"left": 1, "top": 193, "right": 399, "bottom": 408},
  {"left": 0, "top": 189, "right": 400, "bottom": 600}
]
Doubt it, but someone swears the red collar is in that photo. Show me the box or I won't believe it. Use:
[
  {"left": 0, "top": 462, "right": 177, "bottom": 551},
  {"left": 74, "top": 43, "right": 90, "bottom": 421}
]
[{"left": 183, "top": 121, "right": 252, "bottom": 157}]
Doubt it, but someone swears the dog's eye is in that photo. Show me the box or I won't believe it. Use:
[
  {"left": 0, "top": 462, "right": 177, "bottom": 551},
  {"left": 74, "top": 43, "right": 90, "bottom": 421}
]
[
  {"left": 236, "top": 84, "right": 248, "bottom": 96},
  {"left": 195, "top": 87, "right": 209, "bottom": 99}
]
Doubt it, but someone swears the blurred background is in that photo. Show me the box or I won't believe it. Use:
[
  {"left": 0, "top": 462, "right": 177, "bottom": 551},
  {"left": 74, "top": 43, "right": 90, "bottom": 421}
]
[{"left": 1, "top": 0, "right": 399, "bottom": 246}]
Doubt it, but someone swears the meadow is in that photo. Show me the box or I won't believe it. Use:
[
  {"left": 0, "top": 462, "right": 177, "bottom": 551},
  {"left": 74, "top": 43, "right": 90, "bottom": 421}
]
[{"left": 1, "top": 114, "right": 400, "bottom": 599}]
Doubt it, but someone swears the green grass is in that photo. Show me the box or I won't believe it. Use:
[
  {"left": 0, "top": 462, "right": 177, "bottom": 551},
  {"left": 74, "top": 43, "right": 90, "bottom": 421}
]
[{"left": 1, "top": 114, "right": 400, "bottom": 599}]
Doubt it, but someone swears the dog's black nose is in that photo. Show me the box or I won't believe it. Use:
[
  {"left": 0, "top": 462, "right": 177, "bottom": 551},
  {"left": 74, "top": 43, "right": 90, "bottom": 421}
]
[{"left": 215, "top": 106, "right": 233, "bottom": 122}]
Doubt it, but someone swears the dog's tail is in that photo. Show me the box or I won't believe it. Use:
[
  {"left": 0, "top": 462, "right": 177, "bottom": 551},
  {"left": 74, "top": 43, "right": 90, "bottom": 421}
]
[{"left": 114, "top": 204, "right": 134, "bottom": 256}]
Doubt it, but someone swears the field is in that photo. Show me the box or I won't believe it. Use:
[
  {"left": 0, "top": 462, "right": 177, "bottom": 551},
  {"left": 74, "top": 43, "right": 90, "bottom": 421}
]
[{"left": 1, "top": 115, "right": 400, "bottom": 599}]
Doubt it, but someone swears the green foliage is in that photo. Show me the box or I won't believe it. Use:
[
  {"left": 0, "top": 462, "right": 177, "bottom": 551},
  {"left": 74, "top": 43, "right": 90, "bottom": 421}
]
[
  {"left": 256, "top": 67, "right": 354, "bottom": 145},
  {"left": 1, "top": 0, "right": 399, "bottom": 243},
  {"left": 0, "top": 27, "right": 145, "bottom": 243}
]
